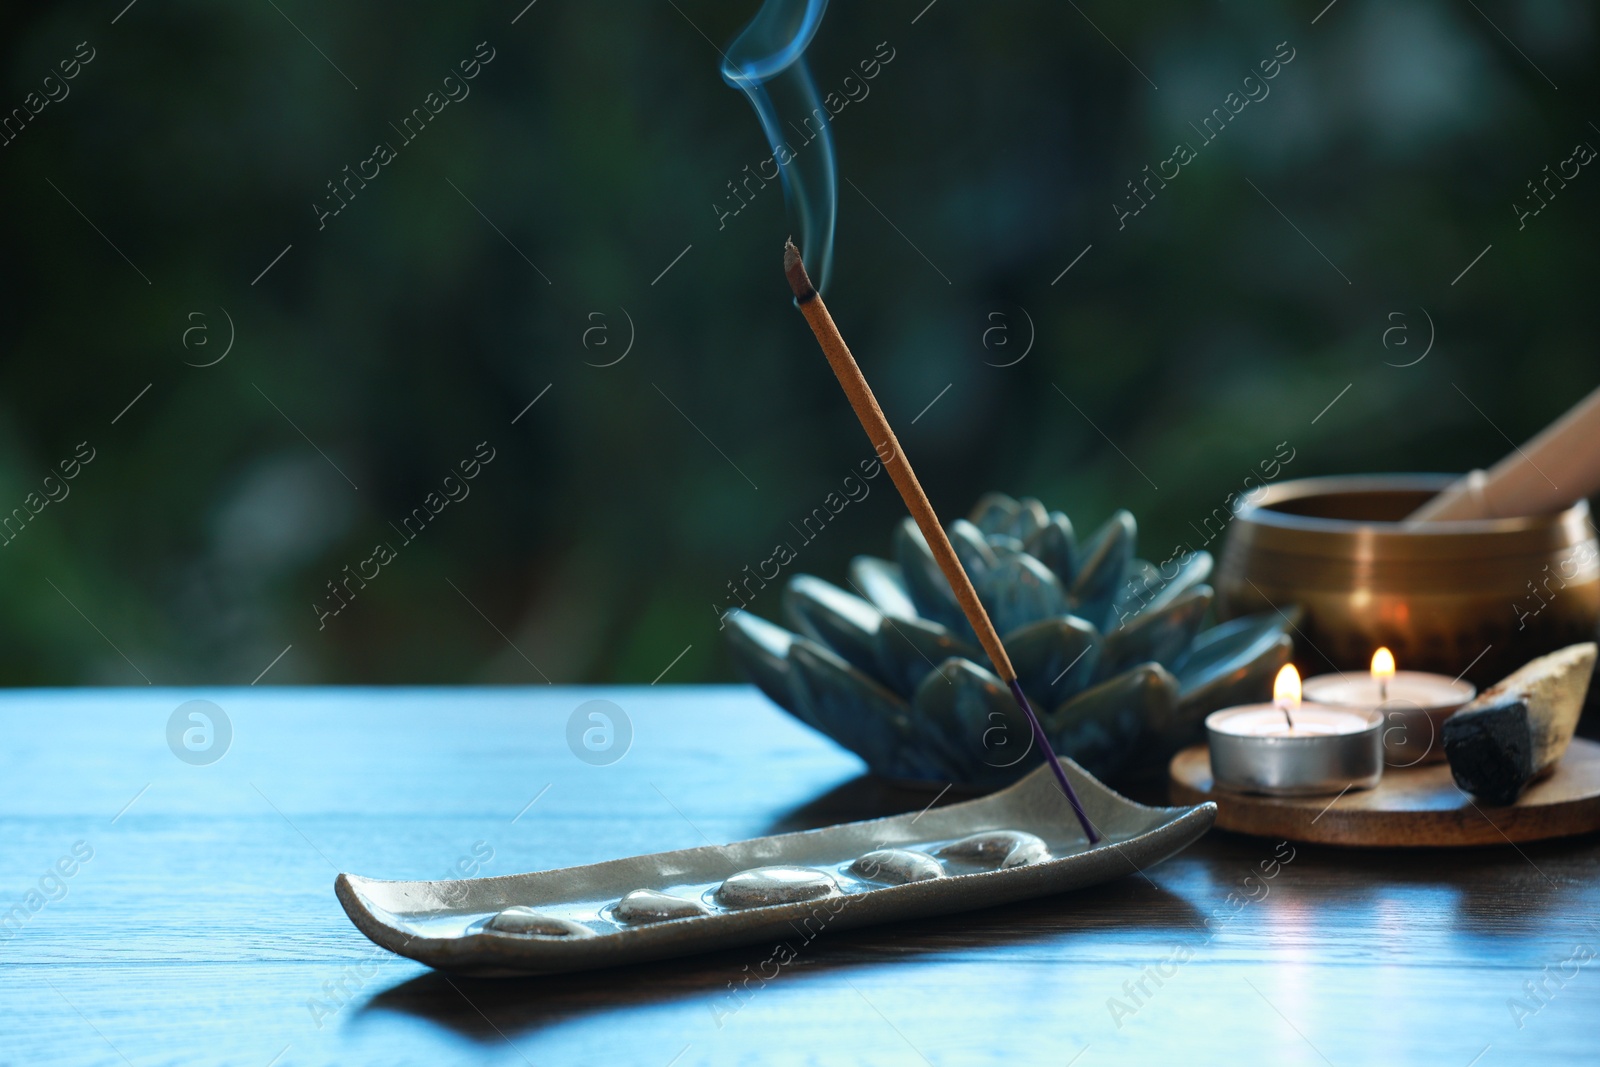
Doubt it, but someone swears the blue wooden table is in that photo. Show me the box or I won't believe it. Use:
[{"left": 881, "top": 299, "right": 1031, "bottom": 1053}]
[{"left": 3, "top": 685, "right": 1597, "bottom": 1065}]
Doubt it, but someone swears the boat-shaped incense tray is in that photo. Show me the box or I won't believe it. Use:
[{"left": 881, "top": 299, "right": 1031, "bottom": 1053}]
[{"left": 336, "top": 758, "right": 1216, "bottom": 976}]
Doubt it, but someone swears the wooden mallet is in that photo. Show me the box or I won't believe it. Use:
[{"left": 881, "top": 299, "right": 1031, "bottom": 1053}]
[
  {"left": 1408, "top": 383, "right": 1600, "bottom": 523},
  {"left": 784, "top": 239, "right": 1101, "bottom": 844}
]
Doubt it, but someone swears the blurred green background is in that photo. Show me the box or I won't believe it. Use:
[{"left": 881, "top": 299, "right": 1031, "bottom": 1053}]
[{"left": 0, "top": 0, "right": 1594, "bottom": 686}]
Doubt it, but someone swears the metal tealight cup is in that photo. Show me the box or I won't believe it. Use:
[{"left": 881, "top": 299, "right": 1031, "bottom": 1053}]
[{"left": 1205, "top": 705, "right": 1384, "bottom": 796}]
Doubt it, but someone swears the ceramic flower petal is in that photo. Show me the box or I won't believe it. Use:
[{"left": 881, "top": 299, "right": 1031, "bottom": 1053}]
[
  {"left": 894, "top": 519, "right": 978, "bottom": 643},
  {"left": 1099, "top": 585, "right": 1215, "bottom": 679},
  {"left": 782, "top": 574, "right": 883, "bottom": 678},
  {"left": 1171, "top": 607, "right": 1298, "bottom": 682},
  {"left": 1139, "top": 550, "right": 1214, "bottom": 615},
  {"left": 1069, "top": 510, "right": 1135, "bottom": 631},
  {"left": 984, "top": 552, "right": 1068, "bottom": 639},
  {"left": 912, "top": 658, "right": 1035, "bottom": 790},
  {"left": 1112, "top": 559, "right": 1160, "bottom": 621},
  {"left": 848, "top": 556, "right": 919, "bottom": 620},
  {"left": 969, "top": 491, "right": 1023, "bottom": 536},
  {"left": 1112, "top": 552, "right": 1214, "bottom": 625},
  {"left": 787, "top": 639, "right": 916, "bottom": 769},
  {"left": 1003, "top": 614, "right": 1101, "bottom": 709},
  {"left": 1025, "top": 511, "right": 1078, "bottom": 587},
  {"left": 1173, "top": 610, "right": 1298, "bottom": 726},
  {"left": 874, "top": 615, "right": 982, "bottom": 699},
  {"left": 722, "top": 609, "right": 808, "bottom": 725},
  {"left": 986, "top": 531, "right": 1026, "bottom": 554},
  {"left": 1009, "top": 497, "right": 1050, "bottom": 543},
  {"left": 947, "top": 518, "right": 999, "bottom": 599},
  {"left": 1046, "top": 663, "right": 1179, "bottom": 781}
]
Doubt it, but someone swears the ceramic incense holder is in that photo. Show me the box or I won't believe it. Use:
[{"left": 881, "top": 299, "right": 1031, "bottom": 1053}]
[{"left": 337, "top": 758, "right": 1215, "bottom": 976}]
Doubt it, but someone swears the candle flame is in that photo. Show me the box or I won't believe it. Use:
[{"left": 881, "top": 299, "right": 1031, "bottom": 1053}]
[
  {"left": 1273, "top": 663, "right": 1302, "bottom": 709},
  {"left": 1371, "top": 646, "right": 1396, "bottom": 681}
]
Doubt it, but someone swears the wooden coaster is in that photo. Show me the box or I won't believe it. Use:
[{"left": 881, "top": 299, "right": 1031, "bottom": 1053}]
[{"left": 1168, "top": 737, "right": 1600, "bottom": 846}]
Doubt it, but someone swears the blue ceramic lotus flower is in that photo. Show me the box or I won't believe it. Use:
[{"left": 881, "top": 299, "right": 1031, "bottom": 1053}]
[{"left": 723, "top": 492, "right": 1296, "bottom": 790}]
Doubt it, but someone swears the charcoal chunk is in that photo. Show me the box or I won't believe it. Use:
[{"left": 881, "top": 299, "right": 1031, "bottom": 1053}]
[{"left": 1443, "top": 695, "right": 1535, "bottom": 806}]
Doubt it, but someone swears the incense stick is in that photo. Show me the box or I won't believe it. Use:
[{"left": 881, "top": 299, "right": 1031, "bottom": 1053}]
[{"left": 783, "top": 239, "right": 1101, "bottom": 845}]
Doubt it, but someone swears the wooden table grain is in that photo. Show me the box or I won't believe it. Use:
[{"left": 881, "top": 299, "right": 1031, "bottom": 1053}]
[{"left": 3, "top": 685, "right": 1598, "bottom": 1066}]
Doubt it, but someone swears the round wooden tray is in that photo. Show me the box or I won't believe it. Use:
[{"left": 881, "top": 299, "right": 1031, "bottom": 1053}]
[{"left": 1168, "top": 737, "right": 1600, "bottom": 846}]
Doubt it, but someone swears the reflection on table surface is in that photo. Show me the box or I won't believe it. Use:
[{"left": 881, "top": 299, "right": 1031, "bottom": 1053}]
[{"left": 3, "top": 686, "right": 1596, "bottom": 1066}]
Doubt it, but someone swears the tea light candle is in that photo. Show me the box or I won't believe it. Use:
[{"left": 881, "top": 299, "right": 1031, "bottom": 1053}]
[
  {"left": 1302, "top": 648, "right": 1475, "bottom": 766},
  {"left": 1206, "top": 665, "right": 1383, "bottom": 796}
]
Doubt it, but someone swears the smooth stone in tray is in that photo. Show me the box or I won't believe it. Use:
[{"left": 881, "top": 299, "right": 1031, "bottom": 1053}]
[
  {"left": 936, "top": 830, "right": 1048, "bottom": 869},
  {"left": 715, "top": 866, "right": 840, "bottom": 909},
  {"left": 614, "top": 889, "right": 712, "bottom": 925},
  {"left": 849, "top": 848, "right": 945, "bottom": 885},
  {"left": 483, "top": 907, "right": 596, "bottom": 938}
]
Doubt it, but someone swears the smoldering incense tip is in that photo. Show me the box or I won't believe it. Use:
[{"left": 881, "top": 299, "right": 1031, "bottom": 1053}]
[{"left": 783, "top": 237, "right": 816, "bottom": 303}]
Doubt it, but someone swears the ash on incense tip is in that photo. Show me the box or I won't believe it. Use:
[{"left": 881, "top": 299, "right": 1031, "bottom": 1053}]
[{"left": 784, "top": 237, "right": 817, "bottom": 303}]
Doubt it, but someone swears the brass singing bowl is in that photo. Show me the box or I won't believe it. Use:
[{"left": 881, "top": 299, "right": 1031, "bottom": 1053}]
[{"left": 1215, "top": 475, "right": 1600, "bottom": 690}]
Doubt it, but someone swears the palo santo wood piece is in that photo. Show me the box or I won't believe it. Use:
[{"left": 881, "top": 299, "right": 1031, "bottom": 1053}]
[
  {"left": 783, "top": 239, "right": 1100, "bottom": 844},
  {"left": 1443, "top": 642, "right": 1596, "bottom": 805}
]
